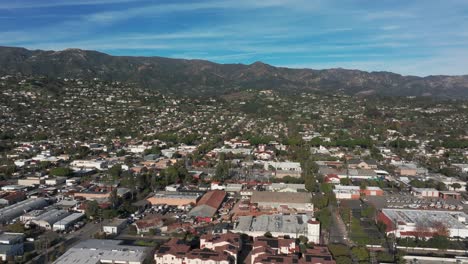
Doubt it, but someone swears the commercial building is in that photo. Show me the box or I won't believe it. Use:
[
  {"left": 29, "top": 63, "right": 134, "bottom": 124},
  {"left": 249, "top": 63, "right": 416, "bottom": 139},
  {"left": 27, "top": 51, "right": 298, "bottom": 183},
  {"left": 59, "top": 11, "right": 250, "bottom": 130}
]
[
  {"left": 55, "top": 239, "right": 152, "bottom": 264},
  {"left": 45, "top": 177, "right": 66, "bottom": 186},
  {"left": 411, "top": 187, "right": 439, "bottom": 198},
  {"left": 333, "top": 185, "right": 360, "bottom": 200},
  {"left": 233, "top": 214, "right": 321, "bottom": 243},
  {"left": 29, "top": 209, "right": 70, "bottom": 230},
  {"left": 333, "top": 185, "right": 383, "bottom": 200},
  {"left": 452, "top": 163, "right": 468, "bottom": 173},
  {"left": 147, "top": 191, "right": 201, "bottom": 207},
  {"left": 0, "top": 233, "right": 24, "bottom": 261},
  {"left": 70, "top": 159, "right": 108, "bottom": 170},
  {"left": 0, "top": 198, "right": 48, "bottom": 224},
  {"left": 318, "top": 167, "right": 379, "bottom": 180},
  {"left": 361, "top": 186, "right": 384, "bottom": 196},
  {"left": 264, "top": 161, "right": 302, "bottom": 172},
  {"left": 378, "top": 209, "right": 468, "bottom": 238},
  {"left": 225, "top": 184, "right": 243, "bottom": 193},
  {"left": 17, "top": 176, "right": 44, "bottom": 186},
  {"left": 189, "top": 190, "right": 226, "bottom": 220},
  {"left": 53, "top": 213, "right": 85, "bottom": 231},
  {"left": 76, "top": 191, "right": 111, "bottom": 201},
  {"left": 264, "top": 161, "right": 302, "bottom": 178},
  {"left": 394, "top": 162, "right": 428, "bottom": 176},
  {"left": 250, "top": 191, "right": 313, "bottom": 211},
  {"left": 103, "top": 218, "right": 128, "bottom": 235},
  {"left": 267, "top": 183, "right": 307, "bottom": 192},
  {"left": 439, "top": 191, "right": 462, "bottom": 200},
  {"left": 0, "top": 192, "right": 26, "bottom": 206}
]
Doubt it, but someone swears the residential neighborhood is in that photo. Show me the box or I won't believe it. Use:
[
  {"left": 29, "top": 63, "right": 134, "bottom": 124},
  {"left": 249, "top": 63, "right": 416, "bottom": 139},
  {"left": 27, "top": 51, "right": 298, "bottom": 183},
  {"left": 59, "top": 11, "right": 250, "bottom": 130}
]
[{"left": 0, "top": 75, "right": 468, "bottom": 263}]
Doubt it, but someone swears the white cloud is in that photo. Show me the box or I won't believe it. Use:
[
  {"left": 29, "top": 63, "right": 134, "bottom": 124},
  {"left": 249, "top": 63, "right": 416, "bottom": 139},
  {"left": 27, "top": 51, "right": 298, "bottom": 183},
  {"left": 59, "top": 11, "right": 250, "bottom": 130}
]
[{"left": 0, "top": 0, "right": 141, "bottom": 9}]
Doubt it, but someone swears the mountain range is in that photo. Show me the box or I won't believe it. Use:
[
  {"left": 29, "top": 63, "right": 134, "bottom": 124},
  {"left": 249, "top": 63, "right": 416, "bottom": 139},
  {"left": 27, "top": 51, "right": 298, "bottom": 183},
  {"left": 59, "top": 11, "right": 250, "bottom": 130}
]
[{"left": 1, "top": 46, "right": 468, "bottom": 98}]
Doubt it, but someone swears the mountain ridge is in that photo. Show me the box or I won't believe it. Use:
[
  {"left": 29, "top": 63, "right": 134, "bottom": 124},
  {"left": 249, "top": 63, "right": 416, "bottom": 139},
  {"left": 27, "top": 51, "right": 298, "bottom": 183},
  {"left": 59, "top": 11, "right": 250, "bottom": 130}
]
[{"left": 1, "top": 46, "right": 468, "bottom": 98}]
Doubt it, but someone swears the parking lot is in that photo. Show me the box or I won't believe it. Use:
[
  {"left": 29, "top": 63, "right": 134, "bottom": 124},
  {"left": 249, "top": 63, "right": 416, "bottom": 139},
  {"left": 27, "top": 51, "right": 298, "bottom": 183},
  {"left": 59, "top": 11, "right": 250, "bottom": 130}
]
[{"left": 365, "top": 192, "right": 465, "bottom": 212}]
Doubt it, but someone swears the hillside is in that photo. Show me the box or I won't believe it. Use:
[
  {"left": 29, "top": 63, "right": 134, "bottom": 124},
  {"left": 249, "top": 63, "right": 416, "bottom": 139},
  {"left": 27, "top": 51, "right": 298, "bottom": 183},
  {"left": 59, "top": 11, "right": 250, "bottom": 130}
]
[{"left": 1, "top": 46, "right": 468, "bottom": 98}]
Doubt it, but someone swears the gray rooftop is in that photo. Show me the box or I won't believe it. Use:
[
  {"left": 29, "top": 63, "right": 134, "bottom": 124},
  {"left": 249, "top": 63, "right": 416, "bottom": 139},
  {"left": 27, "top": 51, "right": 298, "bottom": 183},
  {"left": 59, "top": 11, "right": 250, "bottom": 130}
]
[
  {"left": 53, "top": 239, "right": 150, "bottom": 264},
  {"left": 235, "top": 214, "right": 312, "bottom": 234},
  {"left": 382, "top": 209, "right": 468, "bottom": 229}
]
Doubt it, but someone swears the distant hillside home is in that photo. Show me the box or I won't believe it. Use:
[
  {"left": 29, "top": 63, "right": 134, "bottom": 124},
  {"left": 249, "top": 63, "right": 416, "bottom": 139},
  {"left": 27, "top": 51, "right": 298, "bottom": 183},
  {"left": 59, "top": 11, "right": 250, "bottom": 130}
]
[{"left": 347, "top": 159, "right": 378, "bottom": 170}]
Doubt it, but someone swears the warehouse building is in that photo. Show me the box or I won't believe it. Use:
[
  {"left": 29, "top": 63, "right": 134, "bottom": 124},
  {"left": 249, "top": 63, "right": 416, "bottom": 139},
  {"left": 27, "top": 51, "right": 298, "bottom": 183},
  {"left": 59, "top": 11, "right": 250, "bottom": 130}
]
[
  {"left": 411, "top": 187, "right": 439, "bottom": 198},
  {"left": 250, "top": 191, "right": 313, "bottom": 211},
  {"left": 233, "top": 214, "right": 321, "bottom": 243},
  {"left": 267, "top": 183, "right": 307, "bottom": 192},
  {"left": 189, "top": 190, "right": 226, "bottom": 221},
  {"left": 54, "top": 239, "right": 152, "bottom": 264},
  {"left": 53, "top": 213, "right": 85, "bottom": 231},
  {"left": 28, "top": 209, "right": 70, "bottom": 230},
  {"left": 147, "top": 191, "right": 201, "bottom": 207},
  {"left": 103, "top": 218, "right": 127, "bottom": 235},
  {"left": 378, "top": 209, "right": 468, "bottom": 238},
  {"left": 0, "top": 198, "right": 48, "bottom": 224},
  {"left": 0, "top": 232, "right": 24, "bottom": 261}
]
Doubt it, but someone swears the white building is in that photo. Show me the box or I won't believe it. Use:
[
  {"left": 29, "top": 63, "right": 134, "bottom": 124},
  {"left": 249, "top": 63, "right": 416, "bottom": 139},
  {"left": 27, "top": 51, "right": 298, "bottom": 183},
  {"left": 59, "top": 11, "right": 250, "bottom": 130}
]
[
  {"left": 127, "top": 145, "right": 150, "bottom": 154},
  {"left": 411, "top": 187, "right": 439, "bottom": 198},
  {"left": 53, "top": 213, "right": 85, "bottom": 231},
  {"left": 29, "top": 209, "right": 70, "bottom": 230},
  {"left": 70, "top": 159, "right": 108, "bottom": 170},
  {"left": 452, "top": 163, "right": 468, "bottom": 173},
  {"left": 54, "top": 239, "right": 152, "bottom": 264},
  {"left": 264, "top": 161, "right": 302, "bottom": 173},
  {"left": 103, "top": 219, "right": 127, "bottom": 235},
  {"left": 45, "top": 177, "right": 66, "bottom": 186},
  {"left": 333, "top": 185, "right": 361, "bottom": 200},
  {"left": 233, "top": 214, "right": 320, "bottom": 243},
  {"left": 267, "top": 183, "right": 306, "bottom": 192},
  {"left": 379, "top": 209, "right": 468, "bottom": 239}
]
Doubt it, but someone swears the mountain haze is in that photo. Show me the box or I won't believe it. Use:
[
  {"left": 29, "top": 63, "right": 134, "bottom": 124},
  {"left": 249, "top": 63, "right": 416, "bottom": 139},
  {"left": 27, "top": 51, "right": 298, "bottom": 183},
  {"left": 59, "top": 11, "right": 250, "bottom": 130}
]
[{"left": 1, "top": 46, "right": 468, "bottom": 98}]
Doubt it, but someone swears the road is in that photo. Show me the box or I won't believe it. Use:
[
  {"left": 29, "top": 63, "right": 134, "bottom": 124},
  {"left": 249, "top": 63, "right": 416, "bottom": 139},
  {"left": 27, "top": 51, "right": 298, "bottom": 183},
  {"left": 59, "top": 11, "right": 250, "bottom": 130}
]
[
  {"left": 26, "top": 222, "right": 101, "bottom": 264},
  {"left": 329, "top": 205, "right": 350, "bottom": 245}
]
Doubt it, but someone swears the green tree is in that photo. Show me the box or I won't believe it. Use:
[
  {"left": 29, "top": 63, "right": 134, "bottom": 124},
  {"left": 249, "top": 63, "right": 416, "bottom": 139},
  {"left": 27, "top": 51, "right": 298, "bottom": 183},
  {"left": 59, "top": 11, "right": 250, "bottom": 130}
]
[
  {"left": 85, "top": 200, "right": 99, "bottom": 219},
  {"left": 451, "top": 183, "right": 462, "bottom": 190},
  {"left": 108, "top": 164, "right": 122, "bottom": 180},
  {"left": 49, "top": 167, "right": 73, "bottom": 177},
  {"left": 109, "top": 188, "right": 119, "bottom": 208},
  {"left": 351, "top": 246, "right": 369, "bottom": 262}
]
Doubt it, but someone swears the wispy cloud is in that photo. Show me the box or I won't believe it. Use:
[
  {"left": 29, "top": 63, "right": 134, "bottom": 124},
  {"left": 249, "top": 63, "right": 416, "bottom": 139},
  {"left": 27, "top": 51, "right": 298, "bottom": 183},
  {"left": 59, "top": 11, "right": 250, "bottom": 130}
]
[
  {"left": 1, "top": 0, "right": 468, "bottom": 76},
  {"left": 0, "top": 0, "right": 142, "bottom": 9}
]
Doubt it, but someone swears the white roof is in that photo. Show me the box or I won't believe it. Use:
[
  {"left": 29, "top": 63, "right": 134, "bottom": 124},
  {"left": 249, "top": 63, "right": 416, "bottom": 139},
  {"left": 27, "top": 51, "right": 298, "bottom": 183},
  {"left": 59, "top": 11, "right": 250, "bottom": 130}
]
[{"left": 54, "top": 239, "right": 150, "bottom": 264}]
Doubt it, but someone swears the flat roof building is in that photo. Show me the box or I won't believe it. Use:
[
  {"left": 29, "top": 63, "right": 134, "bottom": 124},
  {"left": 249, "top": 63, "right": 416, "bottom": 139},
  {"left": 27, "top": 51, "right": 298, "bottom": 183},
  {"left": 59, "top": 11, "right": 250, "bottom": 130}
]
[
  {"left": 103, "top": 218, "right": 127, "bottom": 235},
  {"left": 267, "top": 183, "right": 307, "bottom": 192},
  {"left": 233, "top": 214, "right": 320, "bottom": 243},
  {"left": 250, "top": 191, "right": 313, "bottom": 211},
  {"left": 378, "top": 209, "right": 468, "bottom": 239},
  {"left": 54, "top": 239, "right": 152, "bottom": 264},
  {"left": 147, "top": 191, "right": 201, "bottom": 206}
]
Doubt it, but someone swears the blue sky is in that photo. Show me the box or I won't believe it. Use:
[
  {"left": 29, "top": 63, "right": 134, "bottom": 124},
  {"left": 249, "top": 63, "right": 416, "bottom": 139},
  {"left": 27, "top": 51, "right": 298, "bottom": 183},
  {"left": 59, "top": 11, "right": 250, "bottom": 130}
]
[{"left": 1, "top": 0, "right": 468, "bottom": 76}]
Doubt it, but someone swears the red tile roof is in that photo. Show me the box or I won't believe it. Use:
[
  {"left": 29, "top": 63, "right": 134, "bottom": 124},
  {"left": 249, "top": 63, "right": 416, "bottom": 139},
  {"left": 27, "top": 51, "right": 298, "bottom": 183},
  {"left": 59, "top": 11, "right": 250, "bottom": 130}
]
[{"left": 197, "top": 190, "right": 226, "bottom": 209}]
